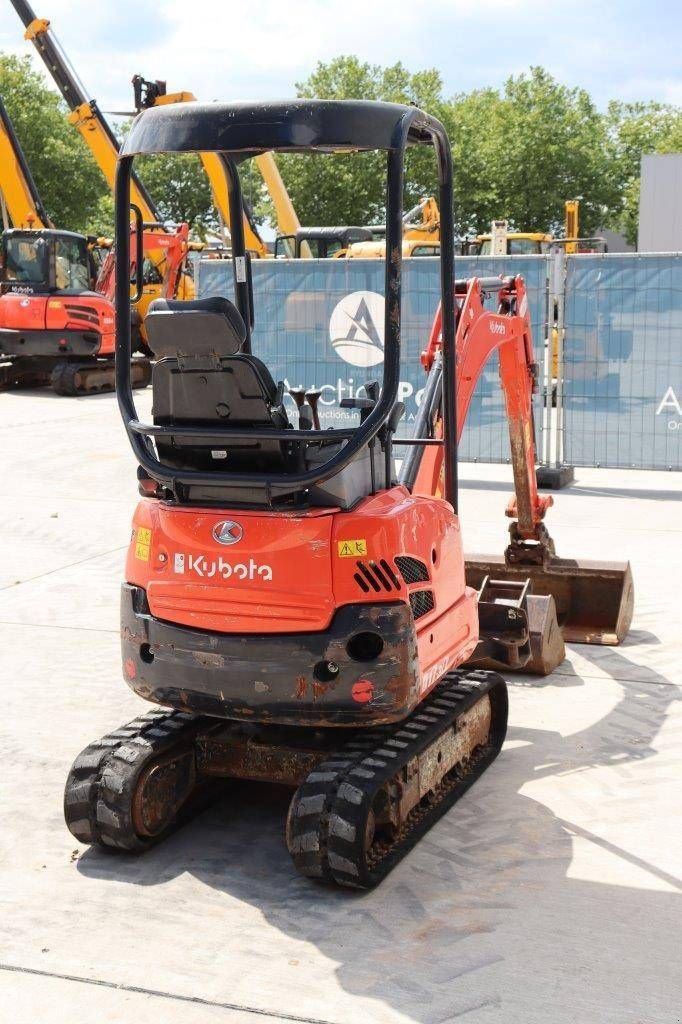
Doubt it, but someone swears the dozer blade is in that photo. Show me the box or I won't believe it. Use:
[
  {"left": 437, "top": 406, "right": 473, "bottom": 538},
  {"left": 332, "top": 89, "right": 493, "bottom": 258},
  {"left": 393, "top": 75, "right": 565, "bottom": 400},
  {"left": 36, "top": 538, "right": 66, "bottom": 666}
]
[{"left": 465, "top": 555, "right": 634, "bottom": 646}]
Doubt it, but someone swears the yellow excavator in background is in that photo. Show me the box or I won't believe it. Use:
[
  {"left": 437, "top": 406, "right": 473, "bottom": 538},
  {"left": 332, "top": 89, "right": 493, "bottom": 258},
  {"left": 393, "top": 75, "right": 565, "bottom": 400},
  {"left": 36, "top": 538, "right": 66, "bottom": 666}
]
[
  {"left": 467, "top": 202, "right": 606, "bottom": 255},
  {"left": 131, "top": 77, "right": 304, "bottom": 257},
  {"left": 344, "top": 196, "right": 442, "bottom": 258}
]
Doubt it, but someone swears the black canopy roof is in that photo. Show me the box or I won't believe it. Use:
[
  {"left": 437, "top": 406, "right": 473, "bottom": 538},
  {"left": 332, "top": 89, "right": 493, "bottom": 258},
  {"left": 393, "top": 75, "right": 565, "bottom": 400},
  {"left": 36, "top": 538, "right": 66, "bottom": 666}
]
[{"left": 122, "top": 99, "right": 442, "bottom": 157}]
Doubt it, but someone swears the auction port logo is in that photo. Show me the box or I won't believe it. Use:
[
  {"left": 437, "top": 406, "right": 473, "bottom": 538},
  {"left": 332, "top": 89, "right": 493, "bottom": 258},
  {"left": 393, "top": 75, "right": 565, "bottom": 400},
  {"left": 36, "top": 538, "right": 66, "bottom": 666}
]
[
  {"left": 329, "top": 291, "right": 385, "bottom": 367},
  {"left": 656, "top": 386, "right": 682, "bottom": 430}
]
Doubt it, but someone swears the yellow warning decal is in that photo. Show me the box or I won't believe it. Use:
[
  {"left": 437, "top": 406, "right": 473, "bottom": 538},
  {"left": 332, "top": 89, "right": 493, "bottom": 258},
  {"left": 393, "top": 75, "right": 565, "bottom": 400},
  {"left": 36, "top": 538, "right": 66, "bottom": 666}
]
[
  {"left": 135, "top": 527, "right": 152, "bottom": 561},
  {"left": 337, "top": 539, "right": 367, "bottom": 558}
]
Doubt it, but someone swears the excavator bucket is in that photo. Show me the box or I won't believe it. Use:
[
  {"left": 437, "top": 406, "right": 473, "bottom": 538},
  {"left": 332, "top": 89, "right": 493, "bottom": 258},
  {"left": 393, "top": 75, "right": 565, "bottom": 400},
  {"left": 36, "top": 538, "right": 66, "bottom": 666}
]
[{"left": 465, "top": 555, "right": 634, "bottom": 646}]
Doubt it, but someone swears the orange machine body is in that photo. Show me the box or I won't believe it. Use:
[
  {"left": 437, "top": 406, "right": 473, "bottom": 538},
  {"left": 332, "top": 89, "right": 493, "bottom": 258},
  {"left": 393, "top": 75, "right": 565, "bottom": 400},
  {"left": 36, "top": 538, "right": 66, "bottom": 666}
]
[
  {"left": 124, "top": 486, "right": 479, "bottom": 717},
  {"left": 0, "top": 288, "right": 115, "bottom": 355}
]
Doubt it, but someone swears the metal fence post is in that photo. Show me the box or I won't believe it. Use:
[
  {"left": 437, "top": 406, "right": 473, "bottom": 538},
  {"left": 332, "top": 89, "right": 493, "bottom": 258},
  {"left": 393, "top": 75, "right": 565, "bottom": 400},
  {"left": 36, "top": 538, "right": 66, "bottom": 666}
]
[{"left": 537, "top": 251, "right": 575, "bottom": 488}]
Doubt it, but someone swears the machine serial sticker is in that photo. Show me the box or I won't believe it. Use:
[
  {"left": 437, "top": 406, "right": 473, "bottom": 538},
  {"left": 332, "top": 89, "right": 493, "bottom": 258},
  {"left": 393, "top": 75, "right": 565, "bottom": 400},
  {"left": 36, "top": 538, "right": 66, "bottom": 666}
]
[
  {"left": 135, "top": 527, "right": 152, "bottom": 561},
  {"left": 337, "top": 539, "right": 367, "bottom": 557}
]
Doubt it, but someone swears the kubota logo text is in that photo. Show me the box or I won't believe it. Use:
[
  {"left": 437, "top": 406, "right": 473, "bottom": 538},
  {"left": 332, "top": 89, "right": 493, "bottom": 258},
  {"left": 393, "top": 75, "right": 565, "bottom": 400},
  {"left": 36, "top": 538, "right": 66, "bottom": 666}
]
[
  {"left": 173, "top": 553, "right": 273, "bottom": 582},
  {"left": 329, "top": 291, "right": 385, "bottom": 367}
]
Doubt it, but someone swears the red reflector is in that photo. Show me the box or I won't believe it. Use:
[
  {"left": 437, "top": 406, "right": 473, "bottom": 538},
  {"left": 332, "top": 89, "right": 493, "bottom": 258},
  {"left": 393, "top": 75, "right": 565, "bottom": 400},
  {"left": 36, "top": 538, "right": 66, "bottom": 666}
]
[
  {"left": 59, "top": 339, "right": 67, "bottom": 348},
  {"left": 124, "top": 657, "right": 137, "bottom": 680},
  {"left": 351, "top": 679, "right": 374, "bottom": 704}
]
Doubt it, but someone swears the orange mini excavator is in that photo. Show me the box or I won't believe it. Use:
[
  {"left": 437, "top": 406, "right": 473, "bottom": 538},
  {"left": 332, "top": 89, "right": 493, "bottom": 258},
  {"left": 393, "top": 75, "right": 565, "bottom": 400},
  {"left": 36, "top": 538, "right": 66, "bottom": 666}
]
[{"left": 64, "top": 100, "right": 633, "bottom": 889}]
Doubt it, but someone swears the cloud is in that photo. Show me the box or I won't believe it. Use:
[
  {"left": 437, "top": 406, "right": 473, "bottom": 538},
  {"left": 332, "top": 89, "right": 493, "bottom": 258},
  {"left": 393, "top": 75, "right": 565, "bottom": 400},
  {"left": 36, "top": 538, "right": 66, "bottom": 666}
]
[{"left": 1, "top": 0, "right": 680, "bottom": 114}]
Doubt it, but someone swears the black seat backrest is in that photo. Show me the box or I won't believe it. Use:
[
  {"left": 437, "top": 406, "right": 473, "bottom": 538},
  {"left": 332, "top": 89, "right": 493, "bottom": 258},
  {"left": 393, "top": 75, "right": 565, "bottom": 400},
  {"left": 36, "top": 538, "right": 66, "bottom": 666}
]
[
  {"left": 146, "top": 297, "right": 291, "bottom": 483},
  {"left": 152, "top": 354, "right": 288, "bottom": 428},
  {"left": 145, "top": 295, "right": 246, "bottom": 358}
]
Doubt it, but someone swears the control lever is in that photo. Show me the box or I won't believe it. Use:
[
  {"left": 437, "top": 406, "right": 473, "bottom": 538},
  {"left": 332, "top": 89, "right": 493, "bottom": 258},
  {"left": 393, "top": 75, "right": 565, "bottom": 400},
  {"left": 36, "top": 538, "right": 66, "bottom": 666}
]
[
  {"left": 298, "top": 404, "right": 314, "bottom": 430},
  {"left": 305, "top": 388, "right": 321, "bottom": 430},
  {"left": 339, "top": 380, "right": 381, "bottom": 425},
  {"left": 385, "top": 401, "right": 405, "bottom": 437},
  {"left": 289, "top": 387, "right": 306, "bottom": 411}
]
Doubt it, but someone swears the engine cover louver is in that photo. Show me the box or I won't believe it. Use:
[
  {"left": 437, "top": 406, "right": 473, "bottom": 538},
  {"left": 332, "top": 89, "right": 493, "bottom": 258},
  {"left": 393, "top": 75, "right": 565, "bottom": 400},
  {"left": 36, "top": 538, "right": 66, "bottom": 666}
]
[
  {"left": 409, "top": 590, "right": 435, "bottom": 619},
  {"left": 395, "top": 555, "right": 430, "bottom": 584},
  {"left": 354, "top": 559, "right": 402, "bottom": 593}
]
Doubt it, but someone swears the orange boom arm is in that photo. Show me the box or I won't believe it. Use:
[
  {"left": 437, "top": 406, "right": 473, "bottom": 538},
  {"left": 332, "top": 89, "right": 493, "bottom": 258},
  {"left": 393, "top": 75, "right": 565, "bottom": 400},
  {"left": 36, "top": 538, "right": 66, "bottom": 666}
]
[{"left": 413, "top": 275, "right": 552, "bottom": 541}]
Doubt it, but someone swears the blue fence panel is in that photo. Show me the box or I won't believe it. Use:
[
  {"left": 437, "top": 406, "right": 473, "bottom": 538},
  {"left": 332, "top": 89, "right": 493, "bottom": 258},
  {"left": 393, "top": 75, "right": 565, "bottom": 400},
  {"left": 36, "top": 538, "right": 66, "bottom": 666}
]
[
  {"left": 563, "top": 254, "right": 682, "bottom": 470},
  {"left": 197, "top": 255, "right": 549, "bottom": 462}
]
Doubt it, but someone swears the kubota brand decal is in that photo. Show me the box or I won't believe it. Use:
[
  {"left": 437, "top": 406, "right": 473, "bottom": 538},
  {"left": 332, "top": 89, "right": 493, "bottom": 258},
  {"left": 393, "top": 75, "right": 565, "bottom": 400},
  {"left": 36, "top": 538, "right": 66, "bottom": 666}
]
[
  {"left": 135, "top": 527, "right": 152, "bottom": 561},
  {"left": 173, "top": 553, "right": 273, "bottom": 582},
  {"left": 212, "top": 520, "right": 243, "bottom": 545},
  {"left": 337, "top": 539, "right": 367, "bottom": 557}
]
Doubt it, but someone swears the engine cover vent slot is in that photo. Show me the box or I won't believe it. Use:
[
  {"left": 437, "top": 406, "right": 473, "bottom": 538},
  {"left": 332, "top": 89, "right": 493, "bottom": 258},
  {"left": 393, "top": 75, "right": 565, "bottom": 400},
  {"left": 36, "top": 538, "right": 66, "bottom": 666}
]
[
  {"left": 354, "top": 559, "right": 401, "bottom": 594},
  {"left": 395, "top": 555, "right": 430, "bottom": 584},
  {"left": 410, "top": 590, "right": 435, "bottom": 619}
]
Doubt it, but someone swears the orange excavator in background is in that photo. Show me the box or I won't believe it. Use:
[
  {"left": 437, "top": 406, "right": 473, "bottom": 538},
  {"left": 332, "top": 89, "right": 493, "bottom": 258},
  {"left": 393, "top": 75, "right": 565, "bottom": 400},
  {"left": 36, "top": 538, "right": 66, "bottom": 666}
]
[
  {"left": 0, "top": 94, "right": 150, "bottom": 393},
  {"left": 8, "top": 2, "right": 200, "bottom": 331},
  {"left": 63, "top": 99, "right": 633, "bottom": 890}
]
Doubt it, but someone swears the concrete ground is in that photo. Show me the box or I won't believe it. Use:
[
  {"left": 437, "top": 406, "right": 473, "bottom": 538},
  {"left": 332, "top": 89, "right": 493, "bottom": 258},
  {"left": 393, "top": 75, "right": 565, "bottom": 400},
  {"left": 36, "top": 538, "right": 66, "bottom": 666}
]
[{"left": 1, "top": 387, "right": 680, "bottom": 1024}]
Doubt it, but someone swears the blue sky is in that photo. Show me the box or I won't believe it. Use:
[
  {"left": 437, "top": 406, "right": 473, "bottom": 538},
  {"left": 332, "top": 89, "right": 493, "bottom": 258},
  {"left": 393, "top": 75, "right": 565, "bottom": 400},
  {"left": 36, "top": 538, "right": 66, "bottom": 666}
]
[{"left": 1, "top": 0, "right": 681, "bottom": 113}]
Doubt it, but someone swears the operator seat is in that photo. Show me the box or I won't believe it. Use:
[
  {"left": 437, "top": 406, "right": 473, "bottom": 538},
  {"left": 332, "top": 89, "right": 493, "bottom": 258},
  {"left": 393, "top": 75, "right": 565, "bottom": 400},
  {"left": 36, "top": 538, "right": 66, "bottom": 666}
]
[{"left": 146, "top": 297, "right": 291, "bottom": 481}]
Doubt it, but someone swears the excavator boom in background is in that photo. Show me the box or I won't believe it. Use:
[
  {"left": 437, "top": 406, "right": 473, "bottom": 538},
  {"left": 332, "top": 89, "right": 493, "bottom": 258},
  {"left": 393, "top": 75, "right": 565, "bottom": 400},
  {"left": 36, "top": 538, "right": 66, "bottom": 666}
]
[
  {"left": 0, "top": 94, "right": 52, "bottom": 230},
  {"left": 131, "top": 76, "right": 282, "bottom": 258}
]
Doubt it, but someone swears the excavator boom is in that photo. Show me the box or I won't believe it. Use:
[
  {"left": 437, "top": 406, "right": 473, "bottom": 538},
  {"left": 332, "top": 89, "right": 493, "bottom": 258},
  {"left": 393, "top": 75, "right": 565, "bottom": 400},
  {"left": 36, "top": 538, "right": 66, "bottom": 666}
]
[
  {"left": 10, "top": 0, "right": 159, "bottom": 225},
  {"left": 133, "top": 78, "right": 302, "bottom": 256},
  {"left": 0, "top": 95, "right": 52, "bottom": 229},
  {"left": 402, "top": 276, "right": 634, "bottom": 648}
]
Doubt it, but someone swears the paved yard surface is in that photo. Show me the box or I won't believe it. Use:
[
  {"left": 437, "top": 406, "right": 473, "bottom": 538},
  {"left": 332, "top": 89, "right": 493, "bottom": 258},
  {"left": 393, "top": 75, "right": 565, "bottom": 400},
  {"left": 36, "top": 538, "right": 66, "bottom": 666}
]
[{"left": 1, "top": 388, "right": 680, "bottom": 1024}]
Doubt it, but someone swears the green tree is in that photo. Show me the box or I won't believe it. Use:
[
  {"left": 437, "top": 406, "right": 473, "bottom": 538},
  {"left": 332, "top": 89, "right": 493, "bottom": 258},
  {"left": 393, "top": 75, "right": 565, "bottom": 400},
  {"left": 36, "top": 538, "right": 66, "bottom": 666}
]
[
  {"left": 135, "top": 153, "right": 218, "bottom": 239},
  {"left": 274, "top": 60, "right": 619, "bottom": 238},
  {"left": 275, "top": 56, "right": 452, "bottom": 226},
  {"left": 450, "top": 88, "right": 505, "bottom": 234},
  {"left": 485, "top": 67, "right": 617, "bottom": 236},
  {"left": 0, "top": 54, "right": 108, "bottom": 232}
]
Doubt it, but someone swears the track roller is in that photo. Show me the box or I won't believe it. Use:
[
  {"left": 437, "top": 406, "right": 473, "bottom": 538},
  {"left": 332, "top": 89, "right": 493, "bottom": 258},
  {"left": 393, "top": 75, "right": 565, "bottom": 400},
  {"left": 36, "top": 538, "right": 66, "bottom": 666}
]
[
  {"left": 286, "top": 669, "right": 508, "bottom": 889},
  {"left": 64, "top": 709, "right": 211, "bottom": 851}
]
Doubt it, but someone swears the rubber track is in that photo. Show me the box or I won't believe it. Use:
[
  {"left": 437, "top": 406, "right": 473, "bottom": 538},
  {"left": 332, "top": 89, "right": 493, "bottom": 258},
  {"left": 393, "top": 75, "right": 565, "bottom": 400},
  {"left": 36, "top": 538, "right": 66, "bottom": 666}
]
[
  {"left": 64, "top": 709, "right": 210, "bottom": 851},
  {"left": 50, "top": 358, "right": 151, "bottom": 396},
  {"left": 287, "top": 669, "right": 508, "bottom": 889}
]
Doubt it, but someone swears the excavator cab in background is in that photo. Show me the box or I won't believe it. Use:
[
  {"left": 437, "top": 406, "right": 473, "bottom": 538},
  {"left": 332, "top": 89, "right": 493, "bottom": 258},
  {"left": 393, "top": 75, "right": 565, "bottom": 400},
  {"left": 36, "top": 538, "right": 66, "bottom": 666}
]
[
  {"left": 63, "top": 99, "right": 633, "bottom": 889},
  {"left": 0, "top": 91, "right": 151, "bottom": 394},
  {"left": 0, "top": 226, "right": 150, "bottom": 393},
  {"left": 274, "top": 226, "right": 375, "bottom": 258}
]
